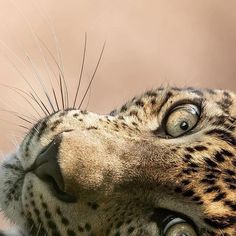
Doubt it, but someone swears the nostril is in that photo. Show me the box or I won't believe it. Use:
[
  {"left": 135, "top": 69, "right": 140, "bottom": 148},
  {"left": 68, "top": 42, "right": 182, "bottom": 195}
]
[
  {"left": 32, "top": 137, "right": 65, "bottom": 192},
  {"left": 30, "top": 137, "right": 76, "bottom": 202}
]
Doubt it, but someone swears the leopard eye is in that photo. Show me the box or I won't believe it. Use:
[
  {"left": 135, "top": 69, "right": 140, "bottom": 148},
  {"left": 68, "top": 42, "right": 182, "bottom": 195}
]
[
  {"left": 164, "top": 217, "right": 197, "bottom": 236},
  {"left": 165, "top": 104, "right": 200, "bottom": 137}
]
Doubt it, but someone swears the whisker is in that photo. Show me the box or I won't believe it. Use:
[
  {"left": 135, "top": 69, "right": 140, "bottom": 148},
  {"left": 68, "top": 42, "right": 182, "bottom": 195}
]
[
  {"left": 32, "top": 1, "right": 65, "bottom": 85},
  {"left": 16, "top": 115, "right": 34, "bottom": 125},
  {"left": 79, "top": 41, "right": 106, "bottom": 109},
  {"left": 85, "top": 85, "right": 92, "bottom": 110},
  {"left": 32, "top": 125, "right": 51, "bottom": 143},
  {"left": 9, "top": 133, "right": 20, "bottom": 148},
  {"left": 0, "top": 118, "right": 25, "bottom": 130},
  {"left": 10, "top": 0, "right": 57, "bottom": 114},
  {"left": 59, "top": 74, "right": 65, "bottom": 110},
  {"left": 30, "top": 92, "right": 50, "bottom": 116},
  {"left": 36, "top": 223, "right": 42, "bottom": 236},
  {"left": 25, "top": 55, "right": 56, "bottom": 113},
  {"left": 29, "top": 223, "right": 35, "bottom": 234},
  {"left": 0, "top": 83, "right": 42, "bottom": 118},
  {"left": 0, "top": 108, "right": 35, "bottom": 125},
  {"left": 0, "top": 40, "right": 50, "bottom": 116},
  {"left": 36, "top": 36, "right": 68, "bottom": 110},
  {"left": 52, "top": 86, "right": 60, "bottom": 111},
  {"left": 73, "top": 32, "right": 87, "bottom": 108}
]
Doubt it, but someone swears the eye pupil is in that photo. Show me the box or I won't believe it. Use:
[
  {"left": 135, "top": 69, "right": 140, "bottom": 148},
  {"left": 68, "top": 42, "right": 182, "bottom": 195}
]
[{"left": 180, "top": 121, "right": 189, "bottom": 131}]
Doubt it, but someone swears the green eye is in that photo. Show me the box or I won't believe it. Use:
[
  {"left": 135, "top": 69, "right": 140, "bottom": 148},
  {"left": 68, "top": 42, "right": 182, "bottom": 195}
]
[
  {"left": 164, "top": 218, "right": 197, "bottom": 236},
  {"left": 165, "top": 104, "right": 200, "bottom": 137}
]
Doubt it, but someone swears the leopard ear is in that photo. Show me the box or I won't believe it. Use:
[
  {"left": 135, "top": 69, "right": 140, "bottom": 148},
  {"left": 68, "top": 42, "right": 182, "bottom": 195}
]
[{"left": 0, "top": 229, "right": 23, "bottom": 236}]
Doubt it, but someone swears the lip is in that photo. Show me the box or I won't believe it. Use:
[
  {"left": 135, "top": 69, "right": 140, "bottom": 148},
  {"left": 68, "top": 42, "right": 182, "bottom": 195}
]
[{"left": 40, "top": 174, "right": 77, "bottom": 202}]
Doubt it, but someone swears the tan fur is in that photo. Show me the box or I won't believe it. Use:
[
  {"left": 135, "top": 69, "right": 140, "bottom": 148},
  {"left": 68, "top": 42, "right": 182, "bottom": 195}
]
[{"left": 0, "top": 87, "right": 235, "bottom": 235}]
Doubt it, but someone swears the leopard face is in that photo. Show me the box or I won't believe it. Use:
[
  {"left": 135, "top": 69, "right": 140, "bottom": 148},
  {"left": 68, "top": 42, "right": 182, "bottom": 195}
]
[{"left": 0, "top": 87, "right": 235, "bottom": 236}]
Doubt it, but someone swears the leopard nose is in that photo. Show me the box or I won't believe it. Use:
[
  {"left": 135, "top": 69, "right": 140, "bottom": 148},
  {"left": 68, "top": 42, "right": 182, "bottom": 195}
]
[
  {"left": 32, "top": 137, "right": 65, "bottom": 192},
  {"left": 31, "top": 138, "right": 76, "bottom": 202}
]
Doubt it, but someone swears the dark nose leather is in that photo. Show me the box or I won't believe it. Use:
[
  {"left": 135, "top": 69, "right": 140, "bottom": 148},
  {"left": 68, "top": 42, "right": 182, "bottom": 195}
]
[
  {"left": 32, "top": 137, "right": 65, "bottom": 191},
  {"left": 30, "top": 137, "right": 76, "bottom": 202}
]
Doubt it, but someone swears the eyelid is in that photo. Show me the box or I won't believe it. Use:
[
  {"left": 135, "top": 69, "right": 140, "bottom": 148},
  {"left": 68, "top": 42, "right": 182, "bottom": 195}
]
[{"left": 171, "top": 104, "right": 200, "bottom": 116}]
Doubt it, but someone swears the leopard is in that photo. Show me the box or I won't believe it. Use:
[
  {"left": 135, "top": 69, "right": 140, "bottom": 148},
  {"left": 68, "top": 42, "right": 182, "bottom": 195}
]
[{"left": 0, "top": 86, "right": 235, "bottom": 236}]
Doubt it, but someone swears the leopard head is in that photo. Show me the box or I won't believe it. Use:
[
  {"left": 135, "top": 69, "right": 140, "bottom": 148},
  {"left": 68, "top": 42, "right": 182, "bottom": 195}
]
[{"left": 0, "top": 87, "right": 235, "bottom": 236}]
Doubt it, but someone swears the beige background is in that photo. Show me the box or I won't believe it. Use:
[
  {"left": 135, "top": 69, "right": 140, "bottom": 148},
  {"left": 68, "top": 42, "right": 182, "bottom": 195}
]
[{"left": 0, "top": 0, "right": 236, "bottom": 229}]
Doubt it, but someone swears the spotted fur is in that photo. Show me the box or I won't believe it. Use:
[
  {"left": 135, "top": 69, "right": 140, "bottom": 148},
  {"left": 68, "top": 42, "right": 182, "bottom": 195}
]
[{"left": 0, "top": 87, "right": 235, "bottom": 235}]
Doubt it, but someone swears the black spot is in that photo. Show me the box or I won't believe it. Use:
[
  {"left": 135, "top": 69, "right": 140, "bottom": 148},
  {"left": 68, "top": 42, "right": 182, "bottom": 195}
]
[
  {"left": 129, "top": 110, "right": 138, "bottom": 117},
  {"left": 81, "top": 110, "right": 88, "bottom": 115},
  {"left": 135, "top": 100, "right": 144, "bottom": 107},
  {"left": 185, "top": 147, "right": 195, "bottom": 153},
  {"left": 224, "top": 200, "right": 236, "bottom": 211},
  {"left": 37, "top": 120, "right": 48, "bottom": 139},
  {"left": 204, "top": 216, "right": 236, "bottom": 229},
  {"left": 224, "top": 177, "right": 236, "bottom": 184},
  {"left": 224, "top": 169, "right": 235, "bottom": 176},
  {"left": 205, "top": 158, "right": 218, "bottom": 168},
  {"left": 67, "top": 230, "right": 76, "bottom": 236},
  {"left": 120, "top": 105, "right": 127, "bottom": 112},
  {"left": 190, "top": 89, "right": 204, "bottom": 96},
  {"left": 51, "top": 119, "right": 62, "bottom": 131},
  {"left": 52, "top": 231, "right": 61, "bottom": 236},
  {"left": 87, "top": 202, "right": 99, "bottom": 210},
  {"left": 116, "top": 221, "right": 123, "bottom": 229},
  {"left": 62, "top": 217, "right": 69, "bottom": 226},
  {"left": 42, "top": 202, "right": 48, "bottom": 209},
  {"left": 222, "top": 149, "right": 234, "bottom": 157},
  {"left": 146, "top": 91, "right": 158, "bottom": 97},
  {"left": 128, "top": 226, "right": 135, "bottom": 234},
  {"left": 183, "top": 189, "right": 195, "bottom": 197},
  {"left": 192, "top": 196, "right": 201, "bottom": 202},
  {"left": 45, "top": 210, "right": 51, "bottom": 219},
  {"left": 56, "top": 207, "right": 62, "bottom": 215},
  {"left": 205, "top": 173, "right": 216, "bottom": 179},
  {"left": 174, "top": 187, "right": 182, "bottom": 193},
  {"left": 182, "top": 167, "right": 198, "bottom": 175},
  {"left": 206, "top": 129, "right": 236, "bottom": 147},
  {"left": 188, "top": 162, "right": 199, "bottom": 168},
  {"left": 78, "top": 226, "right": 84, "bottom": 232},
  {"left": 214, "top": 152, "right": 225, "bottom": 163},
  {"left": 201, "top": 178, "right": 216, "bottom": 185},
  {"left": 85, "top": 223, "right": 91, "bottom": 231},
  {"left": 47, "top": 220, "right": 57, "bottom": 230},
  {"left": 181, "top": 179, "right": 191, "bottom": 186},
  {"left": 87, "top": 126, "right": 98, "bottom": 130},
  {"left": 194, "top": 145, "right": 208, "bottom": 151},
  {"left": 213, "top": 192, "right": 226, "bottom": 202}
]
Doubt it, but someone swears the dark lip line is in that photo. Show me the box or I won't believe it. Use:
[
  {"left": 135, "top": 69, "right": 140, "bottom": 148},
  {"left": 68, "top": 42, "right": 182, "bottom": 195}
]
[{"left": 23, "top": 170, "right": 77, "bottom": 203}]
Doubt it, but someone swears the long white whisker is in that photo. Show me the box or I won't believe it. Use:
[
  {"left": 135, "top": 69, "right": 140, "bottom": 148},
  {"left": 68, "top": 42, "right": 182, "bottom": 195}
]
[
  {"left": 0, "top": 83, "right": 42, "bottom": 118},
  {"left": 36, "top": 36, "right": 68, "bottom": 110},
  {"left": 32, "top": 1, "right": 68, "bottom": 108},
  {"left": 73, "top": 33, "right": 87, "bottom": 108},
  {"left": 85, "top": 85, "right": 92, "bottom": 110},
  {"left": 30, "top": 92, "right": 50, "bottom": 115},
  {"left": 10, "top": 0, "right": 57, "bottom": 114},
  {"left": 79, "top": 42, "right": 106, "bottom": 109},
  {"left": 25, "top": 55, "right": 56, "bottom": 113},
  {"left": 0, "top": 40, "right": 49, "bottom": 115}
]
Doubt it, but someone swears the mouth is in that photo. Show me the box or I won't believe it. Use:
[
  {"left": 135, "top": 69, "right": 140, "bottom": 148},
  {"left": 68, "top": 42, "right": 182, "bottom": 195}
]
[{"left": 41, "top": 174, "right": 76, "bottom": 202}]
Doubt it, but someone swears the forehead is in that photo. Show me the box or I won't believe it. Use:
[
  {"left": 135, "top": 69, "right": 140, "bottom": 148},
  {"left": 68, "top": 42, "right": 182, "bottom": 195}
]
[{"left": 116, "top": 87, "right": 236, "bottom": 115}]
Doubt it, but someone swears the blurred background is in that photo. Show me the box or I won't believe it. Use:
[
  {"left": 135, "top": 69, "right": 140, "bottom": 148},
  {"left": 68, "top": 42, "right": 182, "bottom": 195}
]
[{"left": 0, "top": 0, "right": 236, "bottom": 229}]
